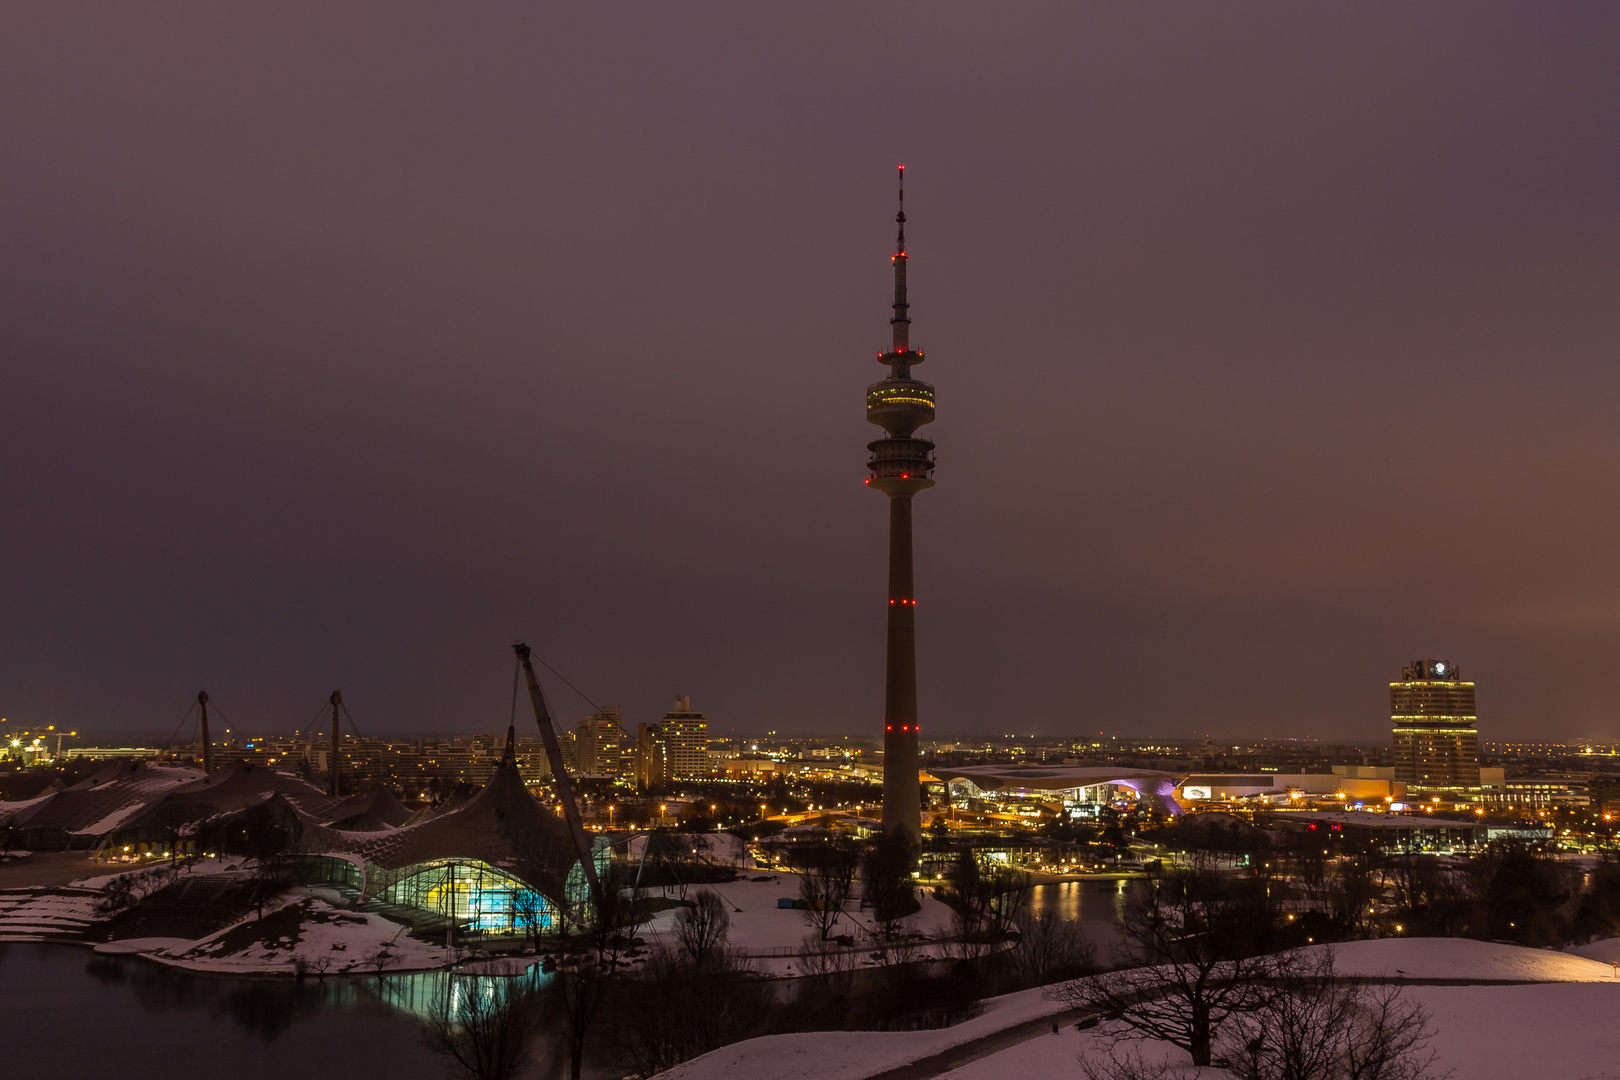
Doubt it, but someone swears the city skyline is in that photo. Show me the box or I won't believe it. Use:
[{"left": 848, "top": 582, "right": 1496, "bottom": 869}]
[
  {"left": 7, "top": 12, "right": 1620, "bottom": 1080},
  {"left": 5, "top": 7, "right": 1620, "bottom": 742}
]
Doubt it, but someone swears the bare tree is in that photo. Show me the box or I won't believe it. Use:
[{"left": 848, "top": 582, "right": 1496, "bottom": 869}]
[
  {"left": 981, "top": 864, "right": 1033, "bottom": 940},
  {"left": 549, "top": 860, "right": 648, "bottom": 1080},
  {"left": 642, "top": 831, "right": 717, "bottom": 902},
  {"left": 423, "top": 975, "right": 543, "bottom": 1080},
  {"left": 863, "top": 829, "right": 920, "bottom": 938},
  {"left": 362, "top": 941, "right": 397, "bottom": 980},
  {"left": 934, "top": 849, "right": 992, "bottom": 948},
  {"left": 1381, "top": 855, "right": 1439, "bottom": 917},
  {"left": 1221, "top": 949, "right": 1443, "bottom": 1080},
  {"left": 1285, "top": 832, "right": 1334, "bottom": 912},
  {"left": 674, "top": 889, "right": 731, "bottom": 969},
  {"left": 511, "top": 888, "right": 548, "bottom": 954},
  {"left": 1050, "top": 868, "right": 1284, "bottom": 1068},
  {"left": 1335, "top": 983, "right": 1445, "bottom": 1080},
  {"left": 1002, "top": 910, "right": 1097, "bottom": 990},
  {"left": 796, "top": 930, "right": 860, "bottom": 993},
  {"left": 1464, "top": 841, "right": 1576, "bottom": 946},
  {"left": 95, "top": 873, "right": 139, "bottom": 918},
  {"left": 94, "top": 861, "right": 183, "bottom": 919},
  {"left": 617, "top": 945, "right": 768, "bottom": 1077},
  {"left": 1156, "top": 814, "right": 1261, "bottom": 871},
  {"left": 1574, "top": 854, "right": 1620, "bottom": 942},
  {"left": 1328, "top": 846, "right": 1382, "bottom": 938},
  {"left": 793, "top": 838, "right": 861, "bottom": 940},
  {"left": 934, "top": 851, "right": 1030, "bottom": 952},
  {"left": 1079, "top": 1044, "right": 1179, "bottom": 1080},
  {"left": 193, "top": 802, "right": 305, "bottom": 921}
]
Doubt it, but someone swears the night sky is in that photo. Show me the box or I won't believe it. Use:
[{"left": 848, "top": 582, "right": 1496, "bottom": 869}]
[{"left": 4, "top": 6, "right": 1620, "bottom": 743}]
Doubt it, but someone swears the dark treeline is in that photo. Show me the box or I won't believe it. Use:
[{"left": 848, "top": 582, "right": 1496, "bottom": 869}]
[{"left": 1145, "top": 813, "right": 1620, "bottom": 948}]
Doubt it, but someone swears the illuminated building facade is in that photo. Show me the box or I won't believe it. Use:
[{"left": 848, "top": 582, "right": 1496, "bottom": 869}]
[
  {"left": 1391, "top": 659, "right": 1481, "bottom": 794},
  {"left": 574, "top": 708, "right": 623, "bottom": 776},
  {"left": 865, "top": 166, "right": 935, "bottom": 840},
  {"left": 634, "top": 696, "right": 710, "bottom": 786},
  {"left": 378, "top": 858, "right": 555, "bottom": 933}
]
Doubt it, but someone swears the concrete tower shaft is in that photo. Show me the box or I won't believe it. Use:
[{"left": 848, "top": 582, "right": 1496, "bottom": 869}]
[{"left": 868, "top": 166, "right": 932, "bottom": 842}]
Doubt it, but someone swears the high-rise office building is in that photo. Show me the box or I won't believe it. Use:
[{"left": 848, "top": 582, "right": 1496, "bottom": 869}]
[
  {"left": 634, "top": 696, "right": 710, "bottom": 786},
  {"left": 865, "top": 166, "right": 935, "bottom": 841},
  {"left": 574, "top": 708, "right": 623, "bottom": 777},
  {"left": 1391, "top": 659, "right": 1481, "bottom": 794}
]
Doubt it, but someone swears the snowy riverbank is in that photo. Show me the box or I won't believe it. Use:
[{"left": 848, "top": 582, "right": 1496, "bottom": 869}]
[
  {"left": 654, "top": 936, "right": 1620, "bottom": 1080},
  {"left": 91, "top": 896, "right": 457, "bottom": 976}
]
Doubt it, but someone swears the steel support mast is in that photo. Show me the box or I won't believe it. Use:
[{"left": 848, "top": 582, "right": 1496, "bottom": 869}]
[
  {"left": 513, "top": 642, "right": 603, "bottom": 906},
  {"left": 197, "top": 690, "right": 211, "bottom": 775},
  {"left": 328, "top": 690, "right": 342, "bottom": 797}
]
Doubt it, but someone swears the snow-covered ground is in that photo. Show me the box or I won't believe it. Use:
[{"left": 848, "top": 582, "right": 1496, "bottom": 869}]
[
  {"left": 1567, "top": 935, "right": 1620, "bottom": 965},
  {"left": 932, "top": 983, "right": 1620, "bottom": 1080},
  {"left": 1413, "top": 983, "right": 1620, "bottom": 1079},
  {"left": 0, "top": 887, "right": 102, "bottom": 940},
  {"left": 68, "top": 854, "right": 249, "bottom": 890},
  {"left": 1311, "top": 936, "right": 1617, "bottom": 982},
  {"left": 657, "top": 985, "right": 1068, "bottom": 1080},
  {"left": 655, "top": 937, "right": 1620, "bottom": 1080},
  {"left": 934, "top": 1028, "right": 1169, "bottom": 1080},
  {"left": 102, "top": 896, "right": 456, "bottom": 975},
  {"left": 639, "top": 876, "right": 960, "bottom": 975},
  {"left": 0, "top": 856, "right": 255, "bottom": 942},
  {"left": 628, "top": 832, "right": 753, "bottom": 868}
]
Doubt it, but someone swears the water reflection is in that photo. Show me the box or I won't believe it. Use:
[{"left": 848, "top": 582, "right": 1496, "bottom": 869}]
[
  {"left": 1026, "top": 878, "right": 1143, "bottom": 964},
  {"left": 84, "top": 950, "right": 361, "bottom": 1039},
  {"left": 1027, "top": 877, "right": 1141, "bottom": 922},
  {"left": 3, "top": 944, "right": 447, "bottom": 1080},
  {"left": 79, "top": 946, "right": 555, "bottom": 1037},
  {"left": 364, "top": 963, "right": 553, "bottom": 1024}
]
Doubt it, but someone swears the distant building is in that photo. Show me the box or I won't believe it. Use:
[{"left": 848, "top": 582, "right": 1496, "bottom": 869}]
[
  {"left": 1481, "top": 774, "right": 1591, "bottom": 809},
  {"left": 1262, "top": 810, "right": 1491, "bottom": 853},
  {"left": 1172, "top": 766, "right": 1413, "bottom": 807},
  {"left": 634, "top": 696, "right": 710, "bottom": 787},
  {"left": 716, "top": 754, "right": 781, "bottom": 778},
  {"left": 574, "top": 708, "right": 624, "bottom": 777},
  {"left": 1391, "top": 659, "right": 1481, "bottom": 795}
]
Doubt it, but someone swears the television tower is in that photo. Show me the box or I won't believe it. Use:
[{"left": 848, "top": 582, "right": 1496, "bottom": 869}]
[{"left": 865, "top": 165, "right": 936, "bottom": 840}]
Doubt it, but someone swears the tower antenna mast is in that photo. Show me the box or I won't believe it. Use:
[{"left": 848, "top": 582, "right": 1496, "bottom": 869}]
[{"left": 892, "top": 164, "right": 909, "bottom": 353}]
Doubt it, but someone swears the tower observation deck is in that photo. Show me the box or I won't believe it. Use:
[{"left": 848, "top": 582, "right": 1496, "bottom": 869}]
[{"left": 866, "top": 165, "right": 934, "bottom": 841}]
